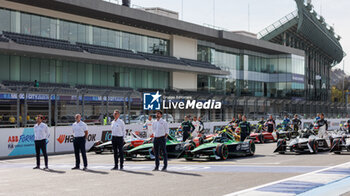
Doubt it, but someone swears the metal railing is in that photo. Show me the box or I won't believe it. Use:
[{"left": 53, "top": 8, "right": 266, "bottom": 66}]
[{"left": 258, "top": 10, "right": 298, "bottom": 39}]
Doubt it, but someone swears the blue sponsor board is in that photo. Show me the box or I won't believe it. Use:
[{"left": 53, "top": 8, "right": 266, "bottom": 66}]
[{"left": 8, "top": 128, "right": 36, "bottom": 156}]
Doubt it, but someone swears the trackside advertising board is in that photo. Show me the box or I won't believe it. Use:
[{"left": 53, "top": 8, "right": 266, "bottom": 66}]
[
  {"left": 54, "top": 124, "right": 144, "bottom": 153},
  {"left": 0, "top": 127, "right": 55, "bottom": 157}
]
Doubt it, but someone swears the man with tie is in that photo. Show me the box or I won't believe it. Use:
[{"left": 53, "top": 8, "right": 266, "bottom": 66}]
[
  {"left": 152, "top": 110, "right": 169, "bottom": 172},
  {"left": 33, "top": 115, "right": 50, "bottom": 170},
  {"left": 71, "top": 114, "right": 88, "bottom": 170},
  {"left": 111, "top": 110, "right": 125, "bottom": 170}
]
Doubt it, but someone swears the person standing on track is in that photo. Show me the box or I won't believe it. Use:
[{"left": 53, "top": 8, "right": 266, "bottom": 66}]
[
  {"left": 315, "top": 113, "right": 321, "bottom": 122},
  {"left": 111, "top": 110, "right": 125, "bottom": 170},
  {"left": 235, "top": 114, "right": 243, "bottom": 124},
  {"left": 192, "top": 116, "right": 200, "bottom": 138},
  {"left": 144, "top": 115, "right": 154, "bottom": 138},
  {"left": 258, "top": 117, "right": 265, "bottom": 126},
  {"left": 152, "top": 110, "right": 169, "bottom": 172},
  {"left": 180, "top": 116, "right": 195, "bottom": 141},
  {"left": 229, "top": 117, "right": 236, "bottom": 126},
  {"left": 198, "top": 116, "right": 204, "bottom": 134},
  {"left": 33, "top": 114, "right": 50, "bottom": 170},
  {"left": 266, "top": 115, "right": 276, "bottom": 133},
  {"left": 71, "top": 114, "right": 88, "bottom": 171},
  {"left": 239, "top": 115, "right": 251, "bottom": 141},
  {"left": 291, "top": 114, "right": 302, "bottom": 131}
]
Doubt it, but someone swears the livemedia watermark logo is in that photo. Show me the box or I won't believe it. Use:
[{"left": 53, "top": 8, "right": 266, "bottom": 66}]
[{"left": 143, "top": 91, "right": 222, "bottom": 111}]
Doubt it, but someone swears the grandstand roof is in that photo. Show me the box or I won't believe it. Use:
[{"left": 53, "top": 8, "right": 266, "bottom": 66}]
[
  {"left": 6, "top": 0, "right": 304, "bottom": 57},
  {"left": 259, "top": 0, "right": 344, "bottom": 63}
]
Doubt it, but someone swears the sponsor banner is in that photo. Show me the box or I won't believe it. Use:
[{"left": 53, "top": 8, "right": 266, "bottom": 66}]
[
  {"left": 54, "top": 126, "right": 100, "bottom": 153},
  {"left": 0, "top": 93, "right": 135, "bottom": 103},
  {"left": 0, "top": 127, "right": 54, "bottom": 157},
  {"left": 54, "top": 124, "right": 144, "bottom": 152}
]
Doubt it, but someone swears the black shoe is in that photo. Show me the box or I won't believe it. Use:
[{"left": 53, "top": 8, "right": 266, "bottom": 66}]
[
  {"left": 111, "top": 166, "right": 118, "bottom": 170},
  {"left": 44, "top": 166, "right": 49, "bottom": 170},
  {"left": 119, "top": 166, "right": 124, "bottom": 170},
  {"left": 152, "top": 168, "right": 159, "bottom": 171},
  {"left": 83, "top": 167, "right": 88, "bottom": 171},
  {"left": 33, "top": 166, "right": 40, "bottom": 169},
  {"left": 71, "top": 167, "right": 80, "bottom": 170},
  {"left": 161, "top": 167, "right": 167, "bottom": 172}
]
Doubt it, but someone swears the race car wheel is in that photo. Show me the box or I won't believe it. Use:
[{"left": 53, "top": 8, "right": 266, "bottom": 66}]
[
  {"left": 216, "top": 144, "right": 228, "bottom": 160},
  {"left": 331, "top": 138, "right": 341, "bottom": 154},
  {"left": 184, "top": 143, "right": 196, "bottom": 161},
  {"left": 308, "top": 140, "right": 318, "bottom": 154},
  {"left": 248, "top": 140, "right": 255, "bottom": 156},
  {"left": 276, "top": 139, "right": 286, "bottom": 154}
]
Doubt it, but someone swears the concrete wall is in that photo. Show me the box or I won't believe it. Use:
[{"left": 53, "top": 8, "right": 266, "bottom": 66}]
[
  {"left": 171, "top": 35, "right": 197, "bottom": 60},
  {"left": 172, "top": 71, "right": 197, "bottom": 90}
]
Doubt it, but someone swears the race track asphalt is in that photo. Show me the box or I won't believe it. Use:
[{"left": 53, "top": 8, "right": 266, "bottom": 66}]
[{"left": 0, "top": 143, "right": 349, "bottom": 196}]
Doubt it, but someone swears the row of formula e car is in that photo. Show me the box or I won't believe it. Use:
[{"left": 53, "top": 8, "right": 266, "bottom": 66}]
[
  {"left": 89, "top": 121, "right": 350, "bottom": 160},
  {"left": 274, "top": 122, "right": 350, "bottom": 154},
  {"left": 247, "top": 120, "right": 324, "bottom": 143},
  {"left": 89, "top": 126, "right": 255, "bottom": 161}
]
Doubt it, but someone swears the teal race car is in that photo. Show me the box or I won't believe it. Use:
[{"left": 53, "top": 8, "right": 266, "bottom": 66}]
[
  {"left": 124, "top": 134, "right": 189, "bottom": 160},
  {"left": 183, "top": 131, "right": 255, "bottom": 161}
]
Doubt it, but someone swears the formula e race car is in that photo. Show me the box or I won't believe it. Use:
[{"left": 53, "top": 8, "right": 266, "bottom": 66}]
[
  {"left": 276, "top": 124, "right": 299, "bottom": 140},
  {"left": 89, "top": 132, "right": 145, "bottom": 154},
  {"left": 329, "top": 126, "right": 350, "bottom": 154},
  {"left": 183, "top": 130, "right": 255, "bottom": 161},
  {"left": 274, "top": 126, "right": 330, "bottom": 154},
  {"left": 247, "top": 122, "right": 277, "bottom": 143},
  {"left": 124, "top": 134, "right": 192, "bottom": 160}
]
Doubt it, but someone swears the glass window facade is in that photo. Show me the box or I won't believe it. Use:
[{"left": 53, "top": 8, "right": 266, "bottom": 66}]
[
  {"left": 0, "top": 8, "right": 170, "bottom": 56},
  {"left": 197, "top": 44, "right": 306, "bottom": 98},
  {"left": 0, "top": 53, "right": 170, "bottom": 89}
]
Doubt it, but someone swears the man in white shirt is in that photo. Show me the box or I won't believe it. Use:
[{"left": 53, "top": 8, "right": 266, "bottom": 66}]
[
  {"left": 71, "top": 114, "right": 88, "bottom": 171},
  {"left": 192, "top": 116, "right": 200, "bottom": 138},
  {"left": 144, "top": 115, "right": 154, "bottom": 138},
  {"left": 152, "top": 110, "right": 169, "bottom": 172},
  {"left": 33, "top": 115, "right": 50, "bottom": 170},
  {"left": 111, "top": 110, "right": 125, "bottom": 170}
]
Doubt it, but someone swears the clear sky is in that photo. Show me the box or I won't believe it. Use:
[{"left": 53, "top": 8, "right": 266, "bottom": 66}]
[{"left": 131, "top": 0, "right": 349, "bottom": 73}]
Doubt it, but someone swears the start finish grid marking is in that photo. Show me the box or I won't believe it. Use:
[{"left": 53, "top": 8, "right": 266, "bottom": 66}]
[
  {"left": 226, "top": 162, "right": 350, "bottom": 196},
  {"left": 0, "top": 163, "right": 324, "bottom": 173}
]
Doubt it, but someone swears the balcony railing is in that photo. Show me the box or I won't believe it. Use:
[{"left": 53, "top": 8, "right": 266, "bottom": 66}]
[{"left": 258, "top": 10, "right": 298, "bottom": 39}]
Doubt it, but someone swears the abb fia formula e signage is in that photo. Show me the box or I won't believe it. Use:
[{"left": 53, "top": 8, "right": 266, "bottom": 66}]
[{"left": 0, "top": 127, "right": 55, "bottom": 157}]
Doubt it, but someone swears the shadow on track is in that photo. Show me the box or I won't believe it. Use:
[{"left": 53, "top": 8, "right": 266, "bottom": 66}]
[
  {"left": 120, "top": 170, "right": 153, "bottom": 176},
  {"left": 165, "top": 170, "right": 202, "bottom": 177},
  {"left": 83, "top": 169, "right": 109, "bottom": 175},
  {"left": 41, "top": 168, "right": 66, "bottom": 174}
]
